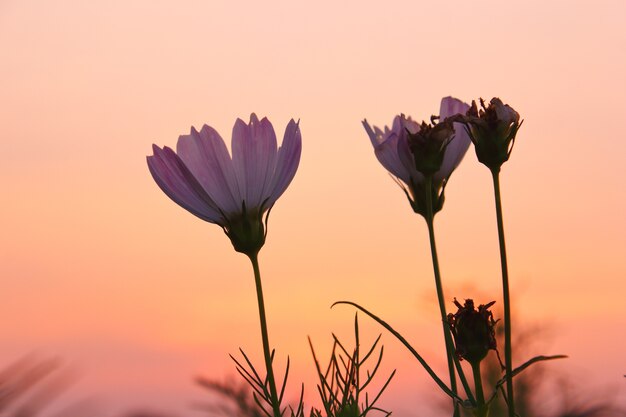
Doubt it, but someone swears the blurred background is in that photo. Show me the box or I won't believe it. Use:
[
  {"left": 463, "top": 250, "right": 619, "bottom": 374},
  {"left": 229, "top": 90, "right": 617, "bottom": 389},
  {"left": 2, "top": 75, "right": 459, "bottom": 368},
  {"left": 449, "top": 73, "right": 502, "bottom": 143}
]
[{"left": 1, "top": 0, "right": 625, "bottom": 416}]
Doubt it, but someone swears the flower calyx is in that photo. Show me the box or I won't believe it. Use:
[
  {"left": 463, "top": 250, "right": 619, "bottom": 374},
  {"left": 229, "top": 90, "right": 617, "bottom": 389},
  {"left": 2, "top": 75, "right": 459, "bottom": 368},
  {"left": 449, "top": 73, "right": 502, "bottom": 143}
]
[
  {"left": 463, "top": 98, "right": 522, "bottom": 172},
  {"left": 222, "top": 201, "right": 267, "bottom": 257},
  {"left": 407, "top": 176, "right": 447, "bottom": 218},
  {"left": 448, "top": 298, "right": 498, "bottom": 366}
]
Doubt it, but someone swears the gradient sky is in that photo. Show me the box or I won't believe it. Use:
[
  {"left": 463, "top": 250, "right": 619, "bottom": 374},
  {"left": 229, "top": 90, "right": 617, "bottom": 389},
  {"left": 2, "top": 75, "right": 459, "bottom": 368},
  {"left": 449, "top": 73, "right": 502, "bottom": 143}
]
[{"left": 1, "top": 0, "right": 625, "bottom": 416}]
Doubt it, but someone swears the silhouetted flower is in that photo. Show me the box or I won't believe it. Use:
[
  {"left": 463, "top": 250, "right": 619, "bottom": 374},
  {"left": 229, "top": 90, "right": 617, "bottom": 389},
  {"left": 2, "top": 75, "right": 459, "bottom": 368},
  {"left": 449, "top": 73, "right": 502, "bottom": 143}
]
[
  {"left": 407, "top": 119, "right": 456, "bottom": 176},
  {"left": 463, "top": 98, "right": 522, "bottom": 172},
  {"left": 448, "top": 299, "right": 498, "bottom": 366},
  {"left": 362, "top": 97, "right": 471, "bottom": 216},
  {"left": 147, "top": 114, "right": 301, "bottom": 256}
]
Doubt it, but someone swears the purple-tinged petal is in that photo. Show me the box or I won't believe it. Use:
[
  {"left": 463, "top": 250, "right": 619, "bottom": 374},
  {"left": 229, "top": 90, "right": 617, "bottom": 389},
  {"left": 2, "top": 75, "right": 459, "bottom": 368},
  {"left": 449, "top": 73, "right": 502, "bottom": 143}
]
[
  {"left": 267, "top": 119, "right": 302, "bottom": 207},
  {"left": 363, "top": 115, "right": 423, "bottom": 187},
  {"left": 363, "top": 120, "right": 383, "bottom": 147},
  {"left": 147, "top": 145, "right": 224, "bottom": 224},
  {"left": 392, "top": 115, "right": 422, "bottom": 180},
  {"left": 395, "top": 131, "right": 425, "bottom": 186},
  {"left": 373, "top": 133, "right": 412, "bottom": 185},
  {"left": 176, "top": 125, "right": 242, "bottom": 214},
  {"left": 492, "top": 98, "right": 520, "bottom": 124},
  {"left": 231, "top": 114, "right": 279, "bottom": 209},
  {"left": 391, "top": 115, "right": 419, "bottom": 135},
  {"left": 403, "top": 116, "right": 420, "bottom": 134},
  {"left": 436, "top": 97, "right": 472, "bottom": 181},
  {"left": 391, "top": 116, "right": 402, "bottom": 133},
  {"left": 440, "top": 96, "right": 470, "bottom": 120}
]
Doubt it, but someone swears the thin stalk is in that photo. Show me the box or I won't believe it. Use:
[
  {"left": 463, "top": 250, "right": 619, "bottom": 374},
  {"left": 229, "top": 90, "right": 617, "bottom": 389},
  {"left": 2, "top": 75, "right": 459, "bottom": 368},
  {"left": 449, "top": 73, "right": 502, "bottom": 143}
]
[
  {"left": 424, "top": 175, "right": 459, "bottom": 417},
  {"left": 471, "top": 362, "right": 488, "bottom": 417},
  {"left": 249, "top": 253, "right": 282, "bottom": 417},
  {"left": 491, "top": 169, "right": 514, "bottom": 417},
  {"left": 453, "top": 350, "right": 477, "bottom": 406}
]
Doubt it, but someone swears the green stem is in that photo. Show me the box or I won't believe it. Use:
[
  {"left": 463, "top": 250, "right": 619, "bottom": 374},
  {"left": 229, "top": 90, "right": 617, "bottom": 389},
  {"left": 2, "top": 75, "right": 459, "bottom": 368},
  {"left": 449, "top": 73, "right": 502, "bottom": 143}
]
[
  {"left": 249, "top": 253, "right": 282, "bottom": 417},
  {"left": 471, "top": 361, "right": 488, "bottom": 417},
  {"left": 491, "top": 169, "right": 514, "bottom": 417},
  {"left": 424, "top": 175, "right": 459, "bottom": 417},
  {"left": 453, "top": 349, "right": 477, "bottom": 406}
]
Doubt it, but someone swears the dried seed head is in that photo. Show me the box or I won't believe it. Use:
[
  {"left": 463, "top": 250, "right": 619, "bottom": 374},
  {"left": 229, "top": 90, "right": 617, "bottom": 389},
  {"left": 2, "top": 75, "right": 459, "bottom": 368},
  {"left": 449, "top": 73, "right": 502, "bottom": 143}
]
[{"left": 448, "top": 298, "right": 498, "bottom": 365}]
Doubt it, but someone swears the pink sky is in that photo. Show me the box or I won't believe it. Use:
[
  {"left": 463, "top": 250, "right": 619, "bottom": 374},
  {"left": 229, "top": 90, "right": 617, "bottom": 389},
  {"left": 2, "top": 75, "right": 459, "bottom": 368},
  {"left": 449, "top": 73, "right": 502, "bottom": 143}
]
[{"left": 1, "top": 1, "right": 625, "bottom": 416}]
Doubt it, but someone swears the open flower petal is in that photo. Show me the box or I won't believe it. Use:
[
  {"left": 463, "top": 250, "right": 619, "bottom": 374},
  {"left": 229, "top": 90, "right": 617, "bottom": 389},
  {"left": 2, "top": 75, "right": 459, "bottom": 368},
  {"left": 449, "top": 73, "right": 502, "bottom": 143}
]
[
  {"left": 267, "top": 119, "right": 302, "bottom": 207},
  {"left": 147, "top": 145, "right": 223, "bottom": 223},
  {"left": 363, "top": 120, "right": 384, "bottom": 147},
  {"left": 176, "top": 125, "right": 242, "bottom": 214},
  {"left": 439, "top": 96, "right": 469, "bottom": 120},
  {"left": 435, "top": 97, "right": 471, "bottom": 182},
  {"left": 364, "top": 119, "right": 409, "bottom": 184},
  {"left": 232, "top": 114, "right": 279, "bottom": 209},
  {"left": 374, "top": 133, "right": 410, "bottom": 184},
  {"left": 395, "top": 129, "right": 423, "bottom": 181}
]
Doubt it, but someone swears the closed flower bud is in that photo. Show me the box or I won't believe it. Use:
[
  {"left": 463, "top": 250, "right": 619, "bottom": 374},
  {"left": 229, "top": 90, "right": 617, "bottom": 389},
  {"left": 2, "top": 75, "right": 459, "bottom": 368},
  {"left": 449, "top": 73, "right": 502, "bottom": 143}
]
[
  {"left": 463, "top": 98, "right": 522, "bottom": 172},
  {"left": 448, "top": 299, "right": 498, "bottom": 366}
]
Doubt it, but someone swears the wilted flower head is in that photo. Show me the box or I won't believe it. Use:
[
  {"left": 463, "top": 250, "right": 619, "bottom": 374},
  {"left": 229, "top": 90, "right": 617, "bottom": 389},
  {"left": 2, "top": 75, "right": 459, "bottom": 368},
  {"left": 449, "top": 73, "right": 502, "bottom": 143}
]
[
  {"left": 463, "top": 97, "right": 522, "bottom": 172},
  {"left": 407, "top": 118, "right": 456, "bottom": 176},
  {"left": 362, "top": 97, "right": 471, "bottom": 217},
  {"left": 147, "top": 114, "right": 302, "bottom": 256},
  {"left": 448, "top": 299, "right": 498, "bottom": 366}
]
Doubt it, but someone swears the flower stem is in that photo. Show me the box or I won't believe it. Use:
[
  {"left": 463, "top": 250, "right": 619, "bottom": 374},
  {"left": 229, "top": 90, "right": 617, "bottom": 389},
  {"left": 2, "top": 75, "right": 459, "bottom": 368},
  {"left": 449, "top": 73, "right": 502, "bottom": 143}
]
[
  {"left": 491, "top": 169, "right": 514, "bottom": 417},
  {"left": 249, "top": 253, "right": 282, "bottom": 417},
  {"left": 471, "top": 361, "right": 488, "bottom": 417},
  {"left": 424, "top": 175, "right": 459, "bottom": 417}
]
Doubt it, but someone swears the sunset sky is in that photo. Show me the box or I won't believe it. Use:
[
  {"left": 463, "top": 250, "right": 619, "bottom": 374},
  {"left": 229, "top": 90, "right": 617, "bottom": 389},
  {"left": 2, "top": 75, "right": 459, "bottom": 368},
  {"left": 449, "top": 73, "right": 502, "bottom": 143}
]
[{"left": 1, "top": 1, "right": 625, "bottom": 416}]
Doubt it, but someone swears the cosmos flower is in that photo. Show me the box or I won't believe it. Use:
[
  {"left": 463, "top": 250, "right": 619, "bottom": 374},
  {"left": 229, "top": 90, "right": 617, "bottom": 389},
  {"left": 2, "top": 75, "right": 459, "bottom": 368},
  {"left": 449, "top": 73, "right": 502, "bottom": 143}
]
[
  {"left": 147, "top": 114, "right": 302, "bottom": 255},
  {"left": 362, "top": 97, "right": 470, "bottom": 216}
]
